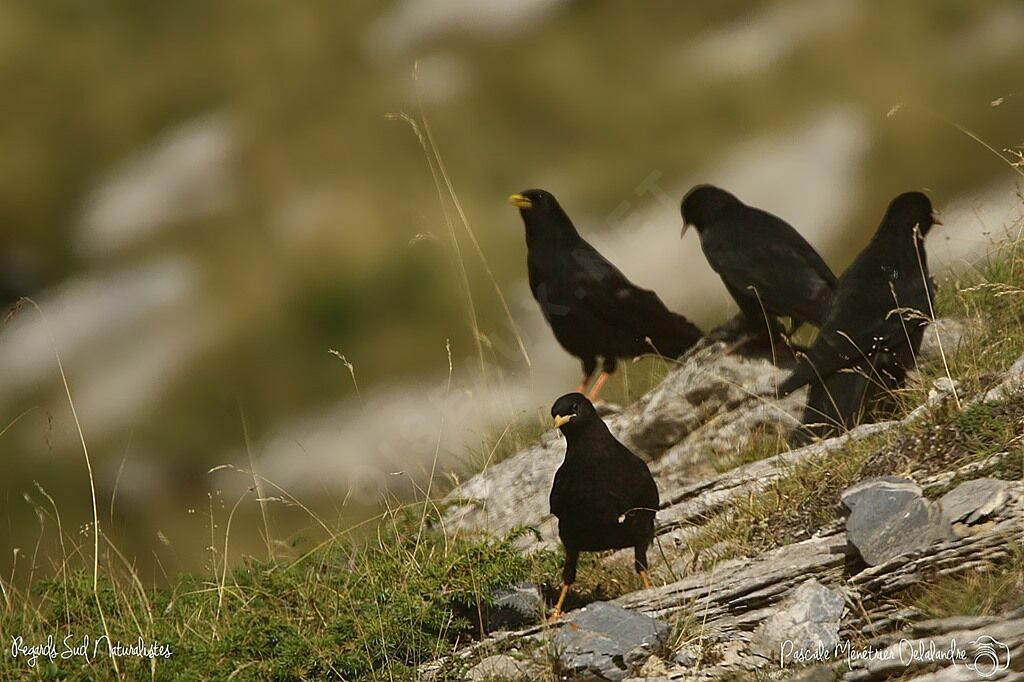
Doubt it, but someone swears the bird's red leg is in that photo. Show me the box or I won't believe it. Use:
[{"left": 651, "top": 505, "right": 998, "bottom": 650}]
[
  {"left": 639, "top": 570, "right": 653, "bottom": 590},
  {"left": 576, "top": 373, "right": 591, "bottom": 394},
  {"left": 587, "top": 372, "right": 611, "bottom": 401},
  {"left": 548, "top": 583, "right": 571, "bottom": 623}
]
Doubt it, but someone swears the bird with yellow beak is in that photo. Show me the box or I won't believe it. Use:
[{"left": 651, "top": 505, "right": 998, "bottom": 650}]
[
  {"left": 546, "top": 392, "right": 659, "bottom": 621},
  {"left": 509, "top": 188, "right": 702, "bottom": 401}
]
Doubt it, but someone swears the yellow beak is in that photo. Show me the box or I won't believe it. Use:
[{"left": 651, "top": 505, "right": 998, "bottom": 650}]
[
  {"left": 553, "top": 414, "right": 573, "bottom": 428},
  {"left": 931, "top": 211, "right": 943, "bottom": 226},
  {"left": 508, "top": 193, "right": 533, "bottom": 209}
]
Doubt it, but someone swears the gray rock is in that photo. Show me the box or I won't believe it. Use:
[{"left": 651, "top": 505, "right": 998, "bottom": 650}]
[
  {"left": 555, "top": 602, "right": 670, "bottom": 681},
  {"left": 982, "top": 350, "right": 1024, "bottom": 402},
  {"left": 917, "top": 318, "right": 966, "bottom": 362},
  {"left": 843, "top": 477, "right": 955, "bottom": 566},
  {"left": 672, "top": 646, "right": 699, "bottom": 667},
  {"left": 489, "top": 582, "right": 544, "bottom": 630},
  {"left": 939, "top": 478, "right": 1011, "bottom": 525},
  {"left": 841, "top": 476, "right": 921, "bottom": 512},
  {"left": 619, "top": 341, "right": 804, "bottom": 459},
  {"left": 753, "top": 579, "right": 846, "bottom": 661},
  {"left": 441, "top": 321, "right": 968, "bottom": 551},
  {"left": 424, "top": 487, "right": 1020, "bottom": 680},
  {"left": 442, "top": 334, "right": 805, "bottom": 546},
  {"left": 464, "top": 654, "right": 540, "bottom": 681}
]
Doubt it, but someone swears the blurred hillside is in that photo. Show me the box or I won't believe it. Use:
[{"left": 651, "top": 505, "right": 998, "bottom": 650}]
[{"left": 1, "top": 0, "right": 1023, "bottom": 577}]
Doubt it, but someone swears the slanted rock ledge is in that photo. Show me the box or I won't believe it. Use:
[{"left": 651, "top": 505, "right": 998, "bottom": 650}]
[
  {"left": 443, "top": 319, "right": 962, "bottom": 549},
  {"left": 430, "top": 320, "right": 1023, "bottom": 681}
]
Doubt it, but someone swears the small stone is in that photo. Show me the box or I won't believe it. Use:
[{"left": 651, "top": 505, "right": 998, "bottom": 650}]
[
  {"left": 555, "top": 602, "right": 670, "bottom": 681},
  {"left": 939, "top": 478, "right": 1011, "bottom": 526},
  {"left": 918, "top": 318, "right": 966, "bottom": 362},
  {"left": 841, "top": 476, "right": 921, "bottom": 512},
  {"left": 672, "top": 646, "right": 699, "bottom": 667},
  {"left": 753, "top": 579, "right": 846, "bottom": 662},
  {"left": 842, "top": 477, "right": 954, "bottom": 566}
]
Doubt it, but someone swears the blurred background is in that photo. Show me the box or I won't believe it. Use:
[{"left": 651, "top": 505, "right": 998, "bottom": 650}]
[{"left": 1, "top": 0, "right": 1023, "bottom": 580}]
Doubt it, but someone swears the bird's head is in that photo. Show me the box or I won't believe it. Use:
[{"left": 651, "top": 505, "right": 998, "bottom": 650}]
[
  {"left": 550, "top": 392, "right": 598, "bottom": 433},
  {"left": 680, "top": 184, "right": 739, "bottom": 237},
  {"left": 881, "top": 191, "right": 942, "bottom": 236},
  {"left": 508, "top": 188, "right": 558, "bottom": 214},
  {"left": 509, "top": 189, "right": 577, "bottom": 244}
]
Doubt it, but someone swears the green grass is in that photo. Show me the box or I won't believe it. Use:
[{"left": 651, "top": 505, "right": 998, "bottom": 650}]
[
  {"left": 0, "top": 495, "right": 661, "bottom": 681},
  {"left": 910, "top": 547, "right": 1024, "bottom": 620},
  {"left": 1, "top": 508, "right": 566, "bottom": 681}
]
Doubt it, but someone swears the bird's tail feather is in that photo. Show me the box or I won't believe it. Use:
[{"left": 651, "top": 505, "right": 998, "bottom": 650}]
[{"left": 647, "top": 313, "right": 703, "bottom": 359}]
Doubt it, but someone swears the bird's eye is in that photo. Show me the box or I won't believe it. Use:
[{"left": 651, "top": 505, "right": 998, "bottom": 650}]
[{"left": 572, "top": 404, "right": 579, "bottom": 414}]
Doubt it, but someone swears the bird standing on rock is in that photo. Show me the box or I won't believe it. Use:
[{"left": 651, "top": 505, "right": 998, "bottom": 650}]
[
  {"left": 777, "top": 191, "right": 940, "bottom": 440},
  {"left": 511, "top": 189, "right": 702, "bottom": 400},
  {"left": 680, "top": 184, "right": 837, "bottom": 350},
  {"left": 547, "top": 393, "right": 659, "bottom": 621}
]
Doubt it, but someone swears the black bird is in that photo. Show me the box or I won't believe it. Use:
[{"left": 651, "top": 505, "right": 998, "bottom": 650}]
[
  {"left": 511, "top": 189, "right": 702, "bottom": 399},
  {"left": 778, "top": 192, "right": 940, "bottom": 440},
  {"left": 547, "top": 393, "right": 659, "bottom": 620},
  {"left": 793, "top": 351, "right": 913, "bottom": 445},
  {"left": 680, "top": 185, "right": 837, "bottom": 346}
]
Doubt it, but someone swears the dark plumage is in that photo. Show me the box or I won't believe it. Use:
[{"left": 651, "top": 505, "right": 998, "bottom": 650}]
[
  {"left": 680, "top": 185, "right": 837, "bottom": 343},
  {"left": 547, "top": 393, "right": 659, "bottom": 620},
  {"left": 511, "top": 189, "right": 702, "bottom": 399},
  {"left": 779, "top": 192, "right": 940, "bottom": 441},
  {"left": 793, "top": 352, "right": 910, "bottom": 445}
]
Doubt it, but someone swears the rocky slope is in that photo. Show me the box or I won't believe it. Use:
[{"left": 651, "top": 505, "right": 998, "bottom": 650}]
[{"left": 429, "top": 316, "right": 1024, "bottom": 680}]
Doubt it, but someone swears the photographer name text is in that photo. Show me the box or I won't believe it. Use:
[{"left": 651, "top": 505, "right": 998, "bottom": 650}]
[{"left": 11, "top": 634, "right": 173, "bottom": 668}]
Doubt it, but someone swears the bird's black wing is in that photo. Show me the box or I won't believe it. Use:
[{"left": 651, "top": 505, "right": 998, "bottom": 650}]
[
  {"left": 601, "top": 441, "right": 660, "bottom": 518},
  {"left": 568, "top": 243, "right": 677, "bottom": 338},
  {"left": 780, "top": 269, "right": 932, "bottom": 394},
  {"left": 706, "top": 213, "right": 836, "bottom": 323},
  {"left": 549, "top": 465, "right": 573, "bottom": 519}
]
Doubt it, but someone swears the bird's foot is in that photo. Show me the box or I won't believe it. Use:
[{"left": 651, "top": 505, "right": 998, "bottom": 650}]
[
  {"left": 547, "top": 583, "right": 571, "bottom": 624},
  {"left": 639, "top": 569, "right": 653, "bottom": 590}
]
